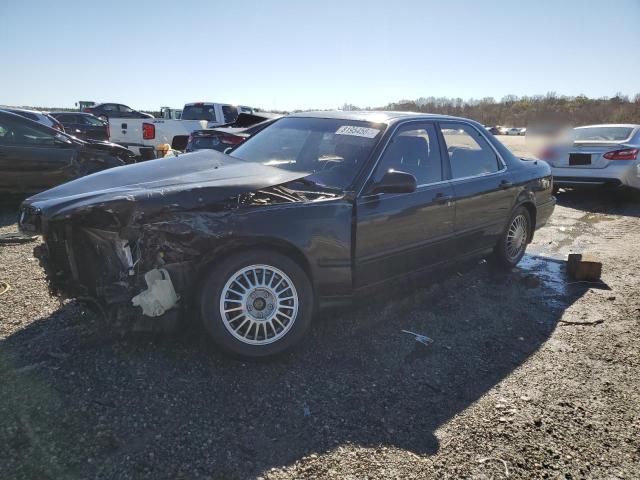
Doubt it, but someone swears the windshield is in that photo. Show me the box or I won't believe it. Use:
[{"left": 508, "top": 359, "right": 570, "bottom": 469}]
[
  {"left": 182, "top": 105, "right": 217, "bottom": 121},
  {"left": 572, "top": 127, "right": 634, "bottom": 142},
  {"left": 229, "top": 117, "right": 385, "bottom": 190}
]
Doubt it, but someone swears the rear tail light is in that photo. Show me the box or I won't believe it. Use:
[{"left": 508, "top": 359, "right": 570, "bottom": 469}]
[
  {"left": 219, "top": 134, "right": 244, "bottom": 145},
  {"left": 538, "top": 148, "right": 556, "bottom": 160},
  {"left": 603, "top": 148, "right": 638, "bottom": 160},
  {"left": 83, "top": 107, "right": 92, "bottom": 113},
  {"left": 142, "top": 122, "right": 155, "bottom": 140}
]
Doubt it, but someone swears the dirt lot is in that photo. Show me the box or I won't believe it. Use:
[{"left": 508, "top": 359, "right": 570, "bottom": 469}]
[{"left": 1, "top": 137, "right": 639, "bottom": 479}]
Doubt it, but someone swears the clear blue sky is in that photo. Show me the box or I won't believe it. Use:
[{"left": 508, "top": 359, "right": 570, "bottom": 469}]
[{"left": 1, "top": 0, "right": 638, "bottom": 111}]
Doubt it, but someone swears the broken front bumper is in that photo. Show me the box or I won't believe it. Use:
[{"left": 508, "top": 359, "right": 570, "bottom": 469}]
[{"left": 24, "top": 214, "right": 182, "bottom": 321}]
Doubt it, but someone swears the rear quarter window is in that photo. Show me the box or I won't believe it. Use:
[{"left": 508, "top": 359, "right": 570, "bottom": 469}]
[
  {"left": 222, "top": 105, "right": 239, "bottom": 123},
  {"left": 573, "top": 127, "right": 634, "bottom": 142}
]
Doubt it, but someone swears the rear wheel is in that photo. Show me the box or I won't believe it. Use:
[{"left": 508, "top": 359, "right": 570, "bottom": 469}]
[
  {"left": 494, "top": 207, "right": 532, "bottom": 268},
  {"left": 200, "top": 250, "right": 313, "bottom": 358}
]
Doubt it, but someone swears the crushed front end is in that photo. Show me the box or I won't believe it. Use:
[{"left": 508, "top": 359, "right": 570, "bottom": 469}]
[{"left": 19, "top": 176, "right": 337, "bottom": 330}]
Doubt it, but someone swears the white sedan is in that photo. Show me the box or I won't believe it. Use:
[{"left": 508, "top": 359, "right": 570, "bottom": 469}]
[{"left": 539, "top": 124, "right": 640, "bottom": 191}]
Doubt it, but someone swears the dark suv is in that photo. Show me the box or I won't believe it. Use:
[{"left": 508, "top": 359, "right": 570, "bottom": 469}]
[{"left": 83, "top": 103, "right": 153, "bottom": 121}]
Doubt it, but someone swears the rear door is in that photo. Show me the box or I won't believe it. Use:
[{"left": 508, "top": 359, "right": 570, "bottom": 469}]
[
  {"left": 0, "top": 115, "right": 77, "bottom": 192},
  {"left": 438, "top": 122, "right": 515, "bottom": 254},
  {"left": 60, "top": 114, "right": 85, "bottom": 139},
  {"left": 356, "top": 121, "right": 455, "bottom": 288},
  {"left": 80, "top": 115, "right": 108, "bottom": 140}
]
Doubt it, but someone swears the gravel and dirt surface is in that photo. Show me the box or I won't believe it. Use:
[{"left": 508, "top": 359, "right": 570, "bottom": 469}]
[{"left": 1, "top": 136, "right": 639, "bottom": 479}]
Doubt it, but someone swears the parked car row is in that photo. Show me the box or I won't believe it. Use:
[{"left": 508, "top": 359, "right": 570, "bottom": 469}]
[{"left": 484, "top": 125, "right": 526, "bottom": 135}]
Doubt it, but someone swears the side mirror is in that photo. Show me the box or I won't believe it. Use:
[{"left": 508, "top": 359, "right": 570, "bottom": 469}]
[
  {"left": 54, "top": 134, "right": 73, "bottom": 147},
  {"left": 370, "top": 170, "right": 417, "bottom": 195},
  {"left": 223, "top": 147, "right": 233, "bottom": 155}
]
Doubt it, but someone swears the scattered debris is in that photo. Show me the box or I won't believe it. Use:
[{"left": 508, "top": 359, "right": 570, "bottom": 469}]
[
  {"left": 303, "top": 403, "right": 311, "bottom": 417},
  {"left": 401, "top": 330, "right": 434, "bottom": 346},
  {"left": 559, "top": 319, "right": 605, "bottom": 326},
  {"left": 567, "top": 253, "right": 602, "bottom": 281},
  {"left": 0, "top": 232, "right": 38, "bottom": 244},
  {"left": 0, "top": 281, "right": 9, "bottom": 296},
  {"left": 131, "top": 269, "right": 179, "bottom": 317},
  {"left": 478, "top": 457, "right": 510, "bottom": 477}
]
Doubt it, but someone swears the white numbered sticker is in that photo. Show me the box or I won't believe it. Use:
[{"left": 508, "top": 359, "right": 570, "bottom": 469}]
[{"left": 335, "top": 125, "right": 380, "bottom": 138}]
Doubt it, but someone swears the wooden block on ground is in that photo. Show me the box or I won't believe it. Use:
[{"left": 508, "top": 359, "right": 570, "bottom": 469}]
[{"left": 567, "top": 253, "right": 602, "bottom": 281}]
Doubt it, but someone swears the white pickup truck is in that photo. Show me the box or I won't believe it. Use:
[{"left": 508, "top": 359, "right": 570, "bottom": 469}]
[{"left": 108, "top": 102, "right": 253, "bottom": 159}]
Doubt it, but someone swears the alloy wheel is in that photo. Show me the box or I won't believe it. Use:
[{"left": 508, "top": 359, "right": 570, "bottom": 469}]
[
  {"left": 505, "top": 214, "right": 529, "bottom": 261},
  {"left": 219, "top": 264, "right": 299, "bottom": 345}
]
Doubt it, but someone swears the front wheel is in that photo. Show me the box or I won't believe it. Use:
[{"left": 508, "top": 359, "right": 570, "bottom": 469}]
[
  {"left": 200, "top": 250, "right": 314, "bottom": 358},
  {"left": 494, "top": 207, "right": 532, "bottom": 268}
]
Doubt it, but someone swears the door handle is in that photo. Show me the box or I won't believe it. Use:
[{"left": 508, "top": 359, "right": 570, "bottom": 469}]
[
  {"left": 500, "top": 180, "right": 513, "bottom": 189},
  {"left": 434, "top": 192, "right": 453, "bottom": 204}
]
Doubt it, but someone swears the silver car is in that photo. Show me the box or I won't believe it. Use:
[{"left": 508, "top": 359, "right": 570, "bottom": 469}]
[{"left": 540, "top": 124, "right": 640, "bottom": 191}]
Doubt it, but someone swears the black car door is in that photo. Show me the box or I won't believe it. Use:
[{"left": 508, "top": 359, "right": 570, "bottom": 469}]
[
  {"left": 438, "top": 122, "right": 515, "bottom": 254},
  {"left": 0, "top": 114, "right": 77, "bottom": 193},
  {"left": 80, "top": 115, "right": 108, "bottom": 140},
  {"left": 63, "top": 114, "right": 86, "bottom": 139},
  {"left": 355, "top": 121, "right": 456, "bottom": 288}
]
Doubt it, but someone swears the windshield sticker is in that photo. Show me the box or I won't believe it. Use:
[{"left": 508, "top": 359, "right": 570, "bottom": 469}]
[{"left": 335, "top": 125, "right": 380, "bottom": 138}]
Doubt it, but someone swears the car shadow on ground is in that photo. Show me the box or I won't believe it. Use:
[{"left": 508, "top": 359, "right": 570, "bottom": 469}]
[
  {"left": 555, "top": 188, "right": 640, "bottom": 218},
  {"left": 0, "top": 252, "right": 599, "bottom": 479},
  {"left": 0, "top": 197, "right": 27, "bottom": 228}
]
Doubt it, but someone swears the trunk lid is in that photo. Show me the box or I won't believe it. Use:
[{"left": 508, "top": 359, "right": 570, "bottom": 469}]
[{"left": 549, "top": 142, "right": 632, "bottom": 169}]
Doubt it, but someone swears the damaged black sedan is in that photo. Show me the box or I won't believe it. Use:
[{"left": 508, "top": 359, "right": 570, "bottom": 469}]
[{"left": 19, "top": 112, "right": 555, "bottom": 357}]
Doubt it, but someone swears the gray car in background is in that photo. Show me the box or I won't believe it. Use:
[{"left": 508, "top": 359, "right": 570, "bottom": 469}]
[{"left": 540, "top": 124, "right": 640, "bottom": 191}]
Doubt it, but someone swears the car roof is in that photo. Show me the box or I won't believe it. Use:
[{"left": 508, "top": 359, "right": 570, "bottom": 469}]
[
  {"left": 0, "top": 106, "right": 44, "bottom": 115},
  {"left": 50, "top": 111, "right": 93, "bottom": 115},
  {"left": 287, "top": 110, "right": 468, "bottom": 124},
  {"left": 575, "top": 124, "right": 639, "bottom": 129}
]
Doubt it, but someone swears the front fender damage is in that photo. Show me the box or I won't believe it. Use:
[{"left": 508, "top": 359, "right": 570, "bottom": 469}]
[{"left": 31, "top": 179, "right": 338, "bottom": 331}]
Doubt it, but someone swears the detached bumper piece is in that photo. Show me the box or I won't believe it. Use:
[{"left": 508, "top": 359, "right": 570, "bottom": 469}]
[{"left": 132, "top": 268, "right": 179, "bottom": 317}]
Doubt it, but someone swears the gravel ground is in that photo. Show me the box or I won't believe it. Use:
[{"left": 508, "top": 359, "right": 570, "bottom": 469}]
[{"left": 1, "top": 141, "right": 639, "bottom": 478}]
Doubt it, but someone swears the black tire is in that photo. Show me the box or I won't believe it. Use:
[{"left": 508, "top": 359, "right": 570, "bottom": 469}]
[
  {"left": 199, "top": 249, "right": 314, "bottom": 358},
  {"left": 494, "top": 206, "right": 532, "bottom": 268}
]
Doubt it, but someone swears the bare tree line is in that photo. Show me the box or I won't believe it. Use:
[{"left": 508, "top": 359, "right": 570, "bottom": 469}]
[{"left": 381, "top": 93, "right": 640, "bottom": 127}]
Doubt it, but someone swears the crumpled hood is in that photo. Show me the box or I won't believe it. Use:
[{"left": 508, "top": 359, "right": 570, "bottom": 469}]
[{"left": 22, "top": 149, "right": 308, "bottom": 223}]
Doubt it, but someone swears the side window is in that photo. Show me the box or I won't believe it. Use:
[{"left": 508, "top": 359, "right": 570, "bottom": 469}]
[
  {"left": 222, "top": 105, "right": 239, "bottom": 123},
  {"left": 0, "top": 119, "right": 10, "bottom": 144},
  {"left": 440, "top": 123, "right": 501, "bottom": 179},
  {"left": 84, "top": 116, "right": 104, "bottom": 126},
  {"left": 373, "top": 123, "right": 442, "bottom": 186},
  {"left": 0, "top": 117, "right": 55, "bottom": 146},
  {"left": 119, "top": 105, "right": 134, "bottom": 113},
  {"left": 102, "top": 104, "right": 118, "bottom": 112}
]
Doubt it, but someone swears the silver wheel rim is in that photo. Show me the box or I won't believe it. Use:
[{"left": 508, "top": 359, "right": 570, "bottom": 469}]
[
  {"left": 219, "top": 264, "right": 299, "bottom": 346},
  {"left": 506, "top": 214, "right": 528, "bottom": 261}
]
